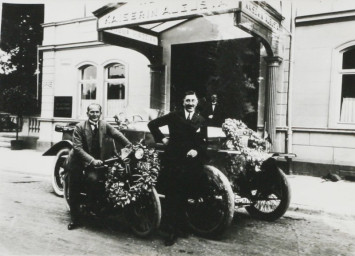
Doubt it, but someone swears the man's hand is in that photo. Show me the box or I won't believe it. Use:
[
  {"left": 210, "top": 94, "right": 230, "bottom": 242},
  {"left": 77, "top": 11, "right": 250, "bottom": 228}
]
[
  {"left": 208, "top": 115, "right": 213, "bottom": 119},
  {"left": 92, "top": 159, "right": 103, "bottom": 166},
  {"left": 162, "top": 137, "right": 169, "bottom": 145},
  {"left": 187, "top": 149, "right": 198, "bottom": 158}
]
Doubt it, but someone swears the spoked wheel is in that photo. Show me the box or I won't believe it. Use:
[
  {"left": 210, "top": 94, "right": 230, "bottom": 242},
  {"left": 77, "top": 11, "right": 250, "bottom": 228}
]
[
  {"left": 185, "top": 165, "right": 234, "bottom": 238},
  {"left": 246, "top": 167, "right": 291, "bottom": 221},
  {"left": 52, "top": 148, "right": 70, "bottom": 197},
  {"left": 124, "top": 187, "right": 161, "bottom": 237}
]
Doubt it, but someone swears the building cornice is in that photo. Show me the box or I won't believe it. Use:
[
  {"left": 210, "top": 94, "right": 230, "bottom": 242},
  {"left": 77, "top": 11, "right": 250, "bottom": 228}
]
[
  {"left": 42, "top": 16, "right": 96, "bottom": 28},
  {"left": 292, "top": 127, "right": 355, "bottom": 135},
  {"left": 296, "top": 9, "right": 355, "bottom": 26},
  {"left": 39, "top": 41, "right": 105, "bottom": 51},
  {"left": 257, "top": 125, "right": 355, "bottom": 135}
]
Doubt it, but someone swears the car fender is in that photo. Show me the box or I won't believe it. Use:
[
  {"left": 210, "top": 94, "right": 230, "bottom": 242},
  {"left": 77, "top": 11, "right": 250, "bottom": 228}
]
[{"left": 42, "top": 140, "right": 73, "bottom": 156}]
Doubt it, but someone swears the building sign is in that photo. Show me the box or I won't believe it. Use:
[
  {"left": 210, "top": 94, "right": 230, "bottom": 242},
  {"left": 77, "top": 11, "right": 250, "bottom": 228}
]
[
  {"left": 239, "top": 1, "right": 280, "bottom": 32},
  {"left": 54, "top": 96, "right": 72, "bottom": 118},
  {"left": 236, "top": 2, "right": 282, "bottom": 55},
  {"left": 106, "top": 28, "right": 158, "bottom": 45},
  {"left": 98, "top": 0, "right": 239, "bottom": 30}
]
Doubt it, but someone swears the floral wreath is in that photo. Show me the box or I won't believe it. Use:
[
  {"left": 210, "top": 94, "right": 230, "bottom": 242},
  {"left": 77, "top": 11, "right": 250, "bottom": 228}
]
[
  {"left": 105, "top": 145, "right": 160, "bottom": 208},
  {"left": 221, "top": 119, "right": 270, "bottom": 186}
]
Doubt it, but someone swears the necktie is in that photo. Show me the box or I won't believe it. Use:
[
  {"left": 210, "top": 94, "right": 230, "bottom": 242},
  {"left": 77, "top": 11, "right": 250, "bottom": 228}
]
[
  {"left": 187, "top": 112, "right": 191, "bottom": 121},
  {"left": 92, "top": 124, "right": 98, "bottom": 134}
]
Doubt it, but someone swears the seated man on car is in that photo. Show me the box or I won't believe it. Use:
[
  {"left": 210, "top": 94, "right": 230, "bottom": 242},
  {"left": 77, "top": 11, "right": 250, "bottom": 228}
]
[{"left": 64, "top": 103, "right": 131, "bottom": 230}]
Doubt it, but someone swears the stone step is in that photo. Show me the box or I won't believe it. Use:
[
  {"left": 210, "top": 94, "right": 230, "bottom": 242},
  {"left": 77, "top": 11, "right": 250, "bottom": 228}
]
[
  {"left": 0, "top": 133, "right": 16, "bottom": 148},
  {"left": 0, "top": 136, "right": 15, "bottom": 143},
  {"left": 0, "top": 141, "right": 11, "bottom": 148}
]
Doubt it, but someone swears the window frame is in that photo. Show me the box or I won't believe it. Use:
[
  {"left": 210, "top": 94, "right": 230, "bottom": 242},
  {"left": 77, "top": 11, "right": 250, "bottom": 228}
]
[
  {"left": 103, "top": 62, "right": 128, "bottom": 118},
  {"left": 329, "top": 41, "right": 355, "bottom": 129},
  {"left": 77, "top": 63, "right": 99, "bottom": 118}
]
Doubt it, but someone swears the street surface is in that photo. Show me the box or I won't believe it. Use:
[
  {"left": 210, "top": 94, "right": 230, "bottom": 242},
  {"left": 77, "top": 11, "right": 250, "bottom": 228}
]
[{"left": 0, "top": 165, "right": 354, "bottom": 256}]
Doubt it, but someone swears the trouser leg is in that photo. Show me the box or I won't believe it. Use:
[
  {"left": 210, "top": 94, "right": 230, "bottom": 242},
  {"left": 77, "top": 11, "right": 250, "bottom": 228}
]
[
  {"left": 68, "top": 169, "right": 82, "bottom": 223},
  {"left": 163, "top": 159, "right": 205, "bottom": 234}
]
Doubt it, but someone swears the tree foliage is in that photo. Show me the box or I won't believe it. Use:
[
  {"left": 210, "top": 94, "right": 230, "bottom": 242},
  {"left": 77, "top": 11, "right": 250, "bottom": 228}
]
[
  {"left": 171, "top": 38, "right": 260, "bottom": 129},
  {"left": 0, "top": 4, "right": 44, "bottom": 114},
  {"left": 0, "top": 48, "right": 18, "bottom": 75},
  {"left": 1, "top": 85, "right": 36, "bottom": 117}
]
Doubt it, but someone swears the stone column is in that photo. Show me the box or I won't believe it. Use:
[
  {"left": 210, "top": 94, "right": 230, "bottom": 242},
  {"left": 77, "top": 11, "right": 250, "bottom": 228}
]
[
  {"left": 149, "top": 64, "right": 165, "bottom": 110},
  {"left": 264, "top": 56, "right": 282, "bottom": 152}
]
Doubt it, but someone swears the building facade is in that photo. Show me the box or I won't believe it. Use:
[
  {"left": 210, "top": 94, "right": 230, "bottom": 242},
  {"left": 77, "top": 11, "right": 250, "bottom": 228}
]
[
  {"left": 291, "top": 1, "right": 355, "bottom": 177},
  {"left": 3, "top": 1, "right": 353, "bottom": 178},
  {"left": 37, "top": 0, "right": 293, "bottom": 156}
]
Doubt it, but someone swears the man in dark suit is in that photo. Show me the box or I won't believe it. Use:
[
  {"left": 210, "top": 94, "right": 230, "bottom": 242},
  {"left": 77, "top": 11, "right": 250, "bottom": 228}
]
[
  {"left": 148, "top": 91, "right": 207, "bottom": 245},
  {"left": 202, "top": 94, "right": 225, "bottom": 127},
  {"left": 65, "top": 103, "right": 131, "bottom": 230}
]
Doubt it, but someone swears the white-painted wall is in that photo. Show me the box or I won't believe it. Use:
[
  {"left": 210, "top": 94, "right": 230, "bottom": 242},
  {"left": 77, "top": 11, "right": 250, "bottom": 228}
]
[
  {"left": 292, "top": 9, "right": 355, "bottom": 166},
  {"left": 39, "top": 16, "right": 150, "bottom": 146}
]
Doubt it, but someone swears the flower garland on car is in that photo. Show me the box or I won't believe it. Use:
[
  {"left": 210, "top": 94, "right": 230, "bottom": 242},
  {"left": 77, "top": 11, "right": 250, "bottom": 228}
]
[
  {"left": 105, "top": 145, "right": 160, "bottom": 208},
  {"left": 221, "top": 119, "right": 270, "bottom": 183}
]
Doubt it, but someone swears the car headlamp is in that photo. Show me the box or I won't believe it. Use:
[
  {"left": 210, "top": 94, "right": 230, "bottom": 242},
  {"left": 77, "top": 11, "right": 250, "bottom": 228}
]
[{"left": 134, "top": 148, "right": 144, "bottom": 160}]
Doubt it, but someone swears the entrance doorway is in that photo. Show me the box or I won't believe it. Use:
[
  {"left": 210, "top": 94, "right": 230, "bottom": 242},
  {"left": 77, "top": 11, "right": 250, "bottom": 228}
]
[{"left": 171, "top": 38, "right": 260, "bottom": 130}]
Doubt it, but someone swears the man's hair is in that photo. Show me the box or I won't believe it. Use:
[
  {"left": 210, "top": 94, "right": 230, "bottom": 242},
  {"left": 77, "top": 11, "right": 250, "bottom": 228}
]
[
  {"left": 183, "top": 90, "right": 197, "bottom": 98},
  {"left": 87, "top": 103, "right": 102, "bottom": 112}
]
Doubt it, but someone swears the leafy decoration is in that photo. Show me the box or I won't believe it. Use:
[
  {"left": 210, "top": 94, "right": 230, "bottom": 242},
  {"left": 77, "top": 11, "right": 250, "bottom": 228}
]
[
  {"left": 105, "top": 145, "right": 160, "bottom": 208},
  {"left": 221, "top": 119, "right": 270, "bottom": 188}
]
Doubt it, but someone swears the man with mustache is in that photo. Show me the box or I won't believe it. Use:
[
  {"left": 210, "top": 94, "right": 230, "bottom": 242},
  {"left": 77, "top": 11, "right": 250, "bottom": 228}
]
[
  {"left": 148, "top": 91, "right": 208, "bottom": 245},
  {"left": 65, "top": 103, "right": 131, "bottom": 230}
]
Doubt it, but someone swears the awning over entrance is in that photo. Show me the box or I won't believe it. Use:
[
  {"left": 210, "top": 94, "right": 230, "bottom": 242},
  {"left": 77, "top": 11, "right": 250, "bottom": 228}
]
[
  {"left": 93, "top": 0, "right": 283, "bottom": 55},
  {"left": 93, "top": 0, "right": 285, "bottom": 151}
]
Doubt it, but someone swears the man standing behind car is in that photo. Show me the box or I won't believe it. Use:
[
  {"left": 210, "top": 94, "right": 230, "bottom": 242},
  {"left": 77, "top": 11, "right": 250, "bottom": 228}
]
[
  {"left": 64, "top": 103, "right": 131, "bottom": 230},
  {"left": 202, "top": 93, "right": 225, "bottom": 127},
  {"left": 148, "top": 91, "right": 208, "bottom": 246}
]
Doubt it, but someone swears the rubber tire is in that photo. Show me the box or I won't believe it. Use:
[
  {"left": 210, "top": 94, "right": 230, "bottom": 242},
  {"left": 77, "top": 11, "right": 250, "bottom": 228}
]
[
  {"left": 52, "top": 148, "right": 70, "bottom": 197},
  {"left": 246, "top": 168, "right": 291, "bottom": 221},
  {"left": 185, "top": 165, "right": 235, "bottom": 238},
  {"left": 125, "top": 187, "right": 162, "bottom": 238}
]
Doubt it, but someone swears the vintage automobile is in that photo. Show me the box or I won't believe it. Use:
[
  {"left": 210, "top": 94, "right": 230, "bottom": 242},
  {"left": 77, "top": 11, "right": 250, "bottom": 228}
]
[
  {"left": 43, "top": 116, "right": 292, "bottom": 237},
  {"left": 0, "top": 112, "right": 17, "bottom": 132}
]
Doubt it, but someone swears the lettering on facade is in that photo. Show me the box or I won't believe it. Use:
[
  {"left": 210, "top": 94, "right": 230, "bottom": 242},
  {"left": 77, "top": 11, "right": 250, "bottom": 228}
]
[
  {"left": 43, "top": 81, "right": 53, "bottom": 88},
  {"left": 237, "top": 12, "right": 279, "bottom": 55},
  {"left": 241, "top": 2, "right": 280, "bottom": 31},
  {"left": 54, "top": 96, "right": 72, "bottom": 118},
  {"left": 106, "top": 28, "right": 158, "bottom": 45},
  {"left": 98, "top": 0, "right": 238, "bottom": 29}
]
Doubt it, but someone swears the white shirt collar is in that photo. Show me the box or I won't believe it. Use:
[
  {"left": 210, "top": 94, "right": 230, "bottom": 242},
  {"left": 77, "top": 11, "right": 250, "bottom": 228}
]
[
  {"left": 184, "top": 110, "right": 194, "bottom": 119},
  {"left": 89, "top": 120, "right": 98, "bottom": 126}
]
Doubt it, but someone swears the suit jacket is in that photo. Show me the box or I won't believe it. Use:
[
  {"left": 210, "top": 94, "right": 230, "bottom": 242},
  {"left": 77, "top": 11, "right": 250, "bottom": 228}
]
[
  {"left": 148, "top": 110, "right": 207, "bottom": 162},
  {"left": 202, "top": 102, "right": 224, "bottom": 127},
  {"left": 65, "top": 120, "right": 131, "bottom": 171}
]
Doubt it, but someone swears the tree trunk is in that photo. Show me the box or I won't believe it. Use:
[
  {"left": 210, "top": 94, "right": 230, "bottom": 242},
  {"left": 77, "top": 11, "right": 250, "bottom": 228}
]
[{"left": 16, "top": 116, "right": 19, "bottom": 141}]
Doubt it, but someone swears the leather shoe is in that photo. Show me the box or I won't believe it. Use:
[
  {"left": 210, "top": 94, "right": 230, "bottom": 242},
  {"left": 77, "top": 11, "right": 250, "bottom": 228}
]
[
  {"left": 67, "top": 221, "right": 80, "bottom": 230},
  {"left": 164, "top": 232, "right": 177, "bottom": 246},
  {"left": 176, "top": 228, "right": 189, "bottom": 238}
]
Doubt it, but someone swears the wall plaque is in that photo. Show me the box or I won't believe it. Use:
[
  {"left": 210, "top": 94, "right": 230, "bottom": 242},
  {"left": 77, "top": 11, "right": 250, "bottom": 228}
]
[{"left": 54, "top": 96, "right": 72, "bottom": 118}]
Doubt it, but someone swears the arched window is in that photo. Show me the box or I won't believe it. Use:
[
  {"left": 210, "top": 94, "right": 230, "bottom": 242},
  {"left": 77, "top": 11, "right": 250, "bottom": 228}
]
[
  {"left": 339, "top": 48, "right": 355, "bottom": 123},
  {"left": 79, "top": 65, "right": 97, "bottom": 116},
  {"left": 105, "top": 63, "right": 126, "bottom": 117}
]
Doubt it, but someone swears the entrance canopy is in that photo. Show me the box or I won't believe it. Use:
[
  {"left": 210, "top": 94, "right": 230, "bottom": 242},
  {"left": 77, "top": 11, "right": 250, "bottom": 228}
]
[{"left": 93, "top": 0, "right": 284, "bottom": 57}]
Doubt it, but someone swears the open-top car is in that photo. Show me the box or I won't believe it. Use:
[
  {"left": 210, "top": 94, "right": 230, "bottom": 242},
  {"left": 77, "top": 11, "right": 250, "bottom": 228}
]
[{"left": 43, "top": 116, "right": 293, "bottom": 238}]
